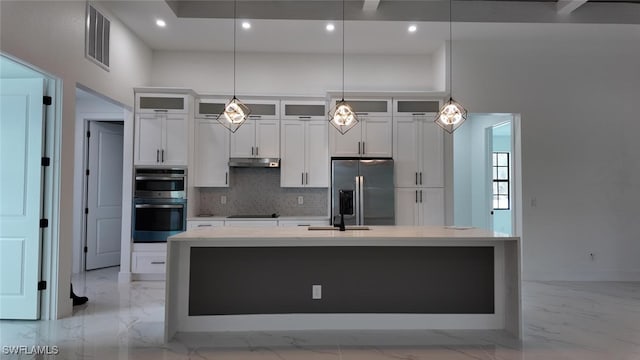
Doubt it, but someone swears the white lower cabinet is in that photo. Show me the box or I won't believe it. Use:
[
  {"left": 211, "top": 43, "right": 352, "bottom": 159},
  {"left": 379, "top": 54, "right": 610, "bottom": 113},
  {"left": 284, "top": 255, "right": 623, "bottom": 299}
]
[
  {"left": 224, "top": 220, "right": 278, "bottom": 227},
  {"left": 132, "top": 252, "right": 166, "bottom": 274},
  {"left": 395, "top": 188, "right": 444, "bottom": 226},
  {"left": 187, "top": 220, "right": 225, "bottom": 229},
  {"left": 278, "top": 219, "right": 330, "bottom": 227}
]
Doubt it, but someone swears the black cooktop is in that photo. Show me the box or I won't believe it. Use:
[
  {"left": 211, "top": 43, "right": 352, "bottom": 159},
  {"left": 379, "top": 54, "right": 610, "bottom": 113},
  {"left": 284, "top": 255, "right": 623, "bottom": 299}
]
[{"left": 227, "top": 214, "right": 279, "bottom": 219}]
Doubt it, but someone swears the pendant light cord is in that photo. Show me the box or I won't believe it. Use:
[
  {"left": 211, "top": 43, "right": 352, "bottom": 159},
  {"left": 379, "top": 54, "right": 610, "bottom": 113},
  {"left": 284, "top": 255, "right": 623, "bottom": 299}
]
[
  {"left": 342, "top": 0, "right": 345, "bottom": 101},
  {"left": 449, "top": 0, "right": 453, "bottom": 101},
  {"left": 233, "top": 0, "right": 237, "bottom": 98}
]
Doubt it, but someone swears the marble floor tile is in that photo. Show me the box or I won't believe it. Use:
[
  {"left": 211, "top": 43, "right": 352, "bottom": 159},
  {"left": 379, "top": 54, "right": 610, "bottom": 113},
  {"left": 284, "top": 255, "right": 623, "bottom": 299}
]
[{"left": 0, "top": 267, "right": 639, "bottom": 359}]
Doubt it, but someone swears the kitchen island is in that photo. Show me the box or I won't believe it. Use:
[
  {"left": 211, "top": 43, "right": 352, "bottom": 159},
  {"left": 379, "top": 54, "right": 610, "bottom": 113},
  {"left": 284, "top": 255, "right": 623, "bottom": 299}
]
[{"left": 165, "top": 226, "right": 521, "bottom": 342}]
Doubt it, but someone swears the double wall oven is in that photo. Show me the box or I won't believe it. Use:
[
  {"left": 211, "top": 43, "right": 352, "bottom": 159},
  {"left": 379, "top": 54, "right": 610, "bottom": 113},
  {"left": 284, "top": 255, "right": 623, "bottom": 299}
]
[{"left": 133, "top": 168, "right": 187, "bottom": 243}]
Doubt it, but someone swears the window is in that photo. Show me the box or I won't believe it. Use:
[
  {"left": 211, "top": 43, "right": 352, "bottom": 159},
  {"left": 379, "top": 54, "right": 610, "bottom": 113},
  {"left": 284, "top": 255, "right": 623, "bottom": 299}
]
[{"left": 492, "top": 152, "right": 510, "bottom": 210}]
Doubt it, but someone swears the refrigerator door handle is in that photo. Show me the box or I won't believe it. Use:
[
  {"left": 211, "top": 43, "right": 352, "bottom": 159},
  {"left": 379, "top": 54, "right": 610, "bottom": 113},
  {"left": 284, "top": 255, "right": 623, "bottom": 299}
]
[{"left": 358, "top": 175, "right": 365, "bottom": 225}]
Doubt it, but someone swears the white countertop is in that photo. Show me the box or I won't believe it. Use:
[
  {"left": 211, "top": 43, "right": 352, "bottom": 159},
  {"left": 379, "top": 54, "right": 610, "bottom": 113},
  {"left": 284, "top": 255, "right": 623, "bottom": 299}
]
[
  {"left": 187, "top": 216, "right": 329, "bottom": 221},
  {"left": 169, "top": 225, "right": 518, "bottom": 245}
]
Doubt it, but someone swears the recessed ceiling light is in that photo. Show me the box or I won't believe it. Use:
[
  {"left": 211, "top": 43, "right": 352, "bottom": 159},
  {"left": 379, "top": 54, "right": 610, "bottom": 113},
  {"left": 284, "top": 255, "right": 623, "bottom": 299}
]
[
  {"left": 242, "top": 21, "right": 251, "bottom": 29},
  {"left": 156, "top": 19, "right": 166, "bottom": 28},
  {"left": 408, "top": 25, "right": 417, "bottom": 33},
  {"left": 326, "top": 23, "right": 335, "bottom": 32}
]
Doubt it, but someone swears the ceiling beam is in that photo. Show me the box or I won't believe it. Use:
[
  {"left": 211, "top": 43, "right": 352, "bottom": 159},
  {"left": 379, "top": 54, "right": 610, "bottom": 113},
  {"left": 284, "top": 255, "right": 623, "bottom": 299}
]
[
  {"left": 362, "top": 0, "right": 381, "bottom": 12},
  {"left": 557, "top": 0, "right": 588, "bottom": 15}
]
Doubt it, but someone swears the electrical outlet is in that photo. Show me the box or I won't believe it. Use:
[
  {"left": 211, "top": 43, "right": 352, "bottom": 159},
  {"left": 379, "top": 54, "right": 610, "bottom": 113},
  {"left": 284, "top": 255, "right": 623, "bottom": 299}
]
[
  {"left": 221, "top": 195, "right": 227, "bottom": 205},
  {"left": 312, "top": 285, "right": 322, "bottom": 299},
  {"left": 297, "top": 196, "right": 304, "bottom": 205}
]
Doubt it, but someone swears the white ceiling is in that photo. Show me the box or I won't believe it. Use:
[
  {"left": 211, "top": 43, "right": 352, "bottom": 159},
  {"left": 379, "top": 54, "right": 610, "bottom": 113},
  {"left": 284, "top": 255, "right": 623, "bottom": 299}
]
[{"left": 100, "top": 0, "right": 640, "bottom": 54}]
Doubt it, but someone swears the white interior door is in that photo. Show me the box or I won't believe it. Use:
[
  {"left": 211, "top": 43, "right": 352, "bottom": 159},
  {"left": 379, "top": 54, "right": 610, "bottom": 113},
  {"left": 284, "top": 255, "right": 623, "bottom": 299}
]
[
  {"left": 86, "top": 121, "right": 123, "bottom": 270},
  {"left": 0, "top": 78, "right": 44, "bottom": 319}
]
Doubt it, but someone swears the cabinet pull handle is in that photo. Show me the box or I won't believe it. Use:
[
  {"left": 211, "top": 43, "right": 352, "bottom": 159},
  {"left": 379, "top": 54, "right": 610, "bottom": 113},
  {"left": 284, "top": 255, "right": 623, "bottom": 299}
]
[
  {"left": 205, "top": 114, "right": 216, "bottom": 118},
  {"left": 358, "top": 141, "right": 361, "bottom": 154},
  {"left": 420, "top": 190, "right": 423, "bottom": 203},
  {"left": 356, "top": 112, "right": 368, "bottom": 115},
  {"left": 302, "top": 172, "right": 304, "bottom": 185},
  {"left": 249, "top": 115, "right": 261, "bottom": 119},
  {"left": 161, "top": 149, "right": 164, "bottom": 162},
  {"left": 225, "top": 172, "right": 228, "bottom": 185},
  {"left": 255, "top": 147, "right": 259, "bottom": 156},
  {"left": 415, "top": 172, "right": 418, "bottom": 185},
  {"left": 251, "top": 147, "right": 254, "bottom": 155},
  {"left": 420, "top": 172, "right": 423, "bottom": 185},
  {"left": 306, "top": 172, "right": 309, "bottom": 185},
  {"left": 362, "top": 142, "right": 365, "bottom": 154},
  {"left": 412, "top": 112, "right": 425, "bottom": 116},
  {"left": 415, "top": 190, "right": 418, "bottom": 203},
  {"left": 156, "top": 149, "right": 160, "bottom": 163},
  {"left": 299, "top": 116, "right": 311, "bottom": 119},
  {"left": 153, "top": 109, "right": 168, "bottom": 113},
  {"left": 151, "top": 261, "right": 165, "bottom": 265},
  {"left": 197, "top": 224, "right": 212, "bottom": 227}
]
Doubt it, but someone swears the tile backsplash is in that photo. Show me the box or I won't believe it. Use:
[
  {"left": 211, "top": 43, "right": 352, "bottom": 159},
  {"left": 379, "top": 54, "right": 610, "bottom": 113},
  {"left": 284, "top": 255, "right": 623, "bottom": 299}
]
[{"left": 198, "top": 168, "right": 328, "bottom": 216}]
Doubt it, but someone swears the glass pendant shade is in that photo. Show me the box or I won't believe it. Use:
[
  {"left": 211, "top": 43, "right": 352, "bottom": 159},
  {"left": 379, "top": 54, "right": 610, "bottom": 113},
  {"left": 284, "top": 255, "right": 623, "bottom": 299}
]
[
  {"left": 217, "top": 96, "right": 250, "bottom": 133},
  {"left": 435, "top": 97, "right": 467, "bottom": 134},
  {"left": 329, "top": 100, "right": 359, "bottom": 135}
]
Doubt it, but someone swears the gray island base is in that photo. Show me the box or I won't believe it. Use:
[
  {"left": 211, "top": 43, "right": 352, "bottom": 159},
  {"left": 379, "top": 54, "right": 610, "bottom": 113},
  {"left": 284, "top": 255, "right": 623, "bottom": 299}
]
[{"left": 165, "top": 226, "right": 521, "bottom": 342}]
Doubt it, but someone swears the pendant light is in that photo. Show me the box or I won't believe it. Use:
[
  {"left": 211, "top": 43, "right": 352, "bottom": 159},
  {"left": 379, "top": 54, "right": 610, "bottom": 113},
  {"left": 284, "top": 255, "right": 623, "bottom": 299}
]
[
  {"left": 435, "top": 0, "right": 467, "bottom": 134},
  {"left": 328, "top": 0, "right": 358, "bottom": 135},
  {"left": 217, "top": 0, "right": 250, "bottom": 133}
]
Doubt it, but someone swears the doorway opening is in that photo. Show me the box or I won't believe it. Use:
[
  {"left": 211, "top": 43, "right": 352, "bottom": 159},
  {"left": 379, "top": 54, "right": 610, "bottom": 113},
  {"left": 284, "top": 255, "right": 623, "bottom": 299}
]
[
  {"left": 452, "top": 113, "right": 522, "bottom": 237},
  {"left": 74, "top": 87, "right": 126, "bottom": 272}
]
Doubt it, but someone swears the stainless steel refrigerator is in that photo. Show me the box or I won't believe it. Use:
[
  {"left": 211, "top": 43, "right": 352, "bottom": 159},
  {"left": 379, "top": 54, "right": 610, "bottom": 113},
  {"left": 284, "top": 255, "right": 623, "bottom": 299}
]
[{"left": 331, "top": 159, "right": 395, "bottom": 225}]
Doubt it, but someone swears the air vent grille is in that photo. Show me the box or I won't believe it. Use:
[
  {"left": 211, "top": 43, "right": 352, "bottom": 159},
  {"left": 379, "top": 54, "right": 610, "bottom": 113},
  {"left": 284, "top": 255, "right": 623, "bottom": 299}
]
[{"left": 86, "top": 4, "right": 110, "bottom": 70}]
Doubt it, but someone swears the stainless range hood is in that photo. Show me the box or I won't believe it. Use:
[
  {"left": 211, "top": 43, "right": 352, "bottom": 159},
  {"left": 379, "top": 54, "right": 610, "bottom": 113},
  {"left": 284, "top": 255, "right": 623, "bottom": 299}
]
[{"left": 228, "top": 158, "right": 280, "bottom": 168}]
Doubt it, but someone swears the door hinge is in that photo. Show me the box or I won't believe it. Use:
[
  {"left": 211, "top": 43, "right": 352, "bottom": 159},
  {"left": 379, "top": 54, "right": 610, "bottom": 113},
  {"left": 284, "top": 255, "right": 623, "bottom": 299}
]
[
  {"left": 84, "top": 246, "right": 88, "bottom": 253},
  {"left": 39, "top": 219, "right": 49, "bottom": 228},
  {"left": 86, "top": 131, "right": 91, "bottom": 138},
  {"left": 41, "top": 157, "right": 51, "bottom": 167},
  {"left": 38, "top": 281, "right": 47, "bottom": 290},
  {"left": 84, "top": 208, "right": 89, "bottom": 214},
  {"left": 43, "top": 96, "right": 52, "bottom": 106}
]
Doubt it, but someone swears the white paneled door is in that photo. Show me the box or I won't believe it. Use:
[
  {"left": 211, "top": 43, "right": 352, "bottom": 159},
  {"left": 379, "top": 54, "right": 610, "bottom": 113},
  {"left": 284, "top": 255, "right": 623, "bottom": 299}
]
[
  {"left": 86, "top": 121, "right": 123, "bottom": 270},
  {"left": 0, "top": 78, "right": 45, "bottom": 320}
]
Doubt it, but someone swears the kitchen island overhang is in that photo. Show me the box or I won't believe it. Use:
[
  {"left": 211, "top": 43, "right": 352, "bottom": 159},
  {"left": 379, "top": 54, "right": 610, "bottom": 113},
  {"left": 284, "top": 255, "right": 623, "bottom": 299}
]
[{"left": 165, "top": 226, "right": 521, "bottom": 342}]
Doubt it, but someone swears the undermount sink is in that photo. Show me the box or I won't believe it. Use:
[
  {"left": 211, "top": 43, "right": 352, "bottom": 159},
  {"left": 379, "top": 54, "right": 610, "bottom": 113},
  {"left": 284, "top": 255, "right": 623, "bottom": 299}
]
[{"left": 308, "top": 226, "right": 370, "bottom": 231}]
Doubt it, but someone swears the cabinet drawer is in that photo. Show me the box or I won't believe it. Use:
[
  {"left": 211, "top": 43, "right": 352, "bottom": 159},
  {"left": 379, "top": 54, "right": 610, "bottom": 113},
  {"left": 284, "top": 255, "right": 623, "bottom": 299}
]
[
  {"left": 136, "top": 93, "right": 188, "bottom": 113},
  {"left": 393, "top": 99, "right": 440, "bottom": 116},
  {"left": 187, "top": 220, "right": 225, "bottom": 229},
  {"left": 196, "top": 97, "right": 227, "bottom": 119},
  {"left": 132, "top": 252, "right": 166, "bottom": 274},
  {"left": 281, "top": 100, "right": 326, "bottom": 120},
  {"left": 330, "top": 98, "right": 391, "bottom": 116}
]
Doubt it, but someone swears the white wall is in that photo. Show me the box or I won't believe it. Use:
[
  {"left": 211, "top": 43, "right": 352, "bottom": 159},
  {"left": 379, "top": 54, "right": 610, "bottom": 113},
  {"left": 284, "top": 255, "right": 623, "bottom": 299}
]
[
  {"left": 151, "top": 51, "right": 436, "bottom": 95},
  {"left": 453, "top": 24, "right": 640, "bottom": 281},
  {"left": 0, "top": 1, "right": 152, "bottom": 318}
]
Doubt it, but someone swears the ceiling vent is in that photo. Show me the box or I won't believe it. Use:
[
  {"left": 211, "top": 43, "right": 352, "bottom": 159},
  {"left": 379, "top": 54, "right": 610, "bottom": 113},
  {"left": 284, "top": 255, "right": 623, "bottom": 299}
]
[{"left": 85, "top": 4, "right": 110, "bottom": 70}]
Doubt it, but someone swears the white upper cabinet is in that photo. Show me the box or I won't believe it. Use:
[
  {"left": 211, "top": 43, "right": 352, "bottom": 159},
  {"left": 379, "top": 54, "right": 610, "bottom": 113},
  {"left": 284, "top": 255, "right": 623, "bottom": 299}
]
[
  {"left": 136, "top": 93, "right": 188, "bottom": 114},
  {"left": 281, "top": 100, "right": 326, "bottom": 121},
  {"left": 229, "top": 99, "right": 280, "bottom": 158},
  {"left": 328, "top": 98, "right": 392, "bottom": 157},
  {"left": 229, "top": 119, "right": 280, "bottom": 158},
  {"left": 280, "top": 119, "right": 328, "bottom": 188},
  {"left": 135, "top": 112, "right": 188, "bottom": 166},
  {"left": 393, "top": 113, "right": 444, "bottom": 188},
  {"left": 195, "top": 97, "right": 226, "bottom": 119},
  {"left": 194, "top": 120, "right": 229, "bottom": 187}
]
